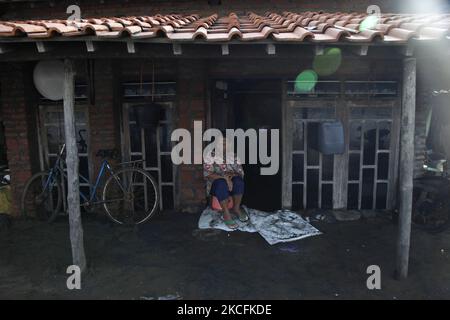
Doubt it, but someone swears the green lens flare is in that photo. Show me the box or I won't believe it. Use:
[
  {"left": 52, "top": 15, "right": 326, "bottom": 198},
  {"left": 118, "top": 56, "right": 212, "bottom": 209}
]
[
  {"left": 294, "top": 70, "right": 318, "bottom": 93},
  {"left": 359, "top": 15, "right": 379, "bottom": 31},
  {"left": 312, "top": 47, "right": 342, "bottom": 77}
]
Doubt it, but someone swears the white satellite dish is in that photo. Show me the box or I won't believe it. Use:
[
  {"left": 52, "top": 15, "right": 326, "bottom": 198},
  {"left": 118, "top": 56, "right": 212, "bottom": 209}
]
[{"left": 33, "top": 60, "right": 65, "bottom": 101}]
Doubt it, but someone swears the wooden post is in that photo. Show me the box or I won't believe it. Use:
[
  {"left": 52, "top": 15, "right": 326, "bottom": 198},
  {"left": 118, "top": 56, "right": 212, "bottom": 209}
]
[
  {"left": 281, "top": 82, "right": 292, "bottom": 209},
  {"left": 63, "top": 59, "right": 87, "bottom": 272},
  {"left": 333, "top": 98, "right": 349, "bottom": 209},
  {"left": 396, "top": 57, "right": 416, "bottom": 279}
]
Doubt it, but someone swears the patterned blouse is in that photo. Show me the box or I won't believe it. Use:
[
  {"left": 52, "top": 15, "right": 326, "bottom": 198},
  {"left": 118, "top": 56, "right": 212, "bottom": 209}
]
[{"left": 203, "top": 152, "right": 244, "bottom": 194}]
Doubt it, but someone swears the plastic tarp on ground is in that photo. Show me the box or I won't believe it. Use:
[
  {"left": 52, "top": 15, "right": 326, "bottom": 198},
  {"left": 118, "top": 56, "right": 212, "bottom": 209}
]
[{"left": 198, "top": 206, "right": 321, "bottom": 245}]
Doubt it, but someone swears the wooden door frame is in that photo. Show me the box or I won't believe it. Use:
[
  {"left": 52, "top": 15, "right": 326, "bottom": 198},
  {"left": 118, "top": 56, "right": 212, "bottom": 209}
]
[
  {"left": 282, "top": 98, "right": 340, "bottom": 210},
  {"left": 37, "top": 103, "right": 92, "bottom": 213},
  {"left": 121, "top": 101, "right": 177, "bottom": 211},
  {"left": 209, "top": 78, "right": 285, "bottom": 209},
  {"left": 345, "top": 98, "right": 400, "bottom": 210},
  {"left": 282, "top": 93, "right": 401, "bottom": 211}
]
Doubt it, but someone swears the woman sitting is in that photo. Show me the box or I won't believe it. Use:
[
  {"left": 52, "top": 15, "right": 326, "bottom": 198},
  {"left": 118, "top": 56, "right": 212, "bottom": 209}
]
[{"left": 203, "top": 137, "right": 249, "bottom": 229}]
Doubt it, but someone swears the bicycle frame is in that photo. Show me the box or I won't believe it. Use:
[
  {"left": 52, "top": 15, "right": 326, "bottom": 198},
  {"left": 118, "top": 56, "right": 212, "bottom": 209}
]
[
  {"left": 43, "top": 145, "right": 117, "bottom": 206},
  {"left": 78, "top": 159, "right": 115, "bottom": 205}
]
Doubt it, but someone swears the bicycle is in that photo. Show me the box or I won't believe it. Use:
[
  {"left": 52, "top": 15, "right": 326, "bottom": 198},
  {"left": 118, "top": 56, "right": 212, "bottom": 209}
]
[
  {"left": 21, "top": 144, "right": 159, "bottom": 225},
  {"left": 412, "top": 150, "right": 450, "bottom": 233}
]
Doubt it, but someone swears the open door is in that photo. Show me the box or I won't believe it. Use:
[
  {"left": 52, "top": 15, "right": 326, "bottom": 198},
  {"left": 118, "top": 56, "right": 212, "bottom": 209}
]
[{"left": 211, "top": 79, "right": 282, "bottom": 211}]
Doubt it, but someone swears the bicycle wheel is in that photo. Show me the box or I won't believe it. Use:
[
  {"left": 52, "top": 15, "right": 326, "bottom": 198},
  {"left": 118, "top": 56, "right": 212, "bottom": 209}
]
[
  {"left": 102, "top": 167, "right": 159, "bottom": 225},
  {"left": 413, "top": 197, "right": 450, "bottom": 234},
  {"left": 21, "top": 171, "right": 62, "bottom": 223}
]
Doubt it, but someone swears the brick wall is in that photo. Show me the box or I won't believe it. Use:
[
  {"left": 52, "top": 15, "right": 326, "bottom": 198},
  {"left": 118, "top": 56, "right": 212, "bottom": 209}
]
[
  {"left": 1, "top": 0, "right": 401, "bottom": 20},
  {"left": 89, "top": 59, "right": 120, "bottom": 176},
  {"left": 176, "top": 60, "right": 208, "bottom": 212},
  {"left": 0, "top": 63, "right": 39, "bottom": 216},
  {"left": 0, "top": 55, "right": 433, "bottom": 215}
]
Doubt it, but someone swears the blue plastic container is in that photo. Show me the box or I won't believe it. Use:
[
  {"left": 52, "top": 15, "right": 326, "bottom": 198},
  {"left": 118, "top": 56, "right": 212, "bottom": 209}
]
[{"left": 318, "top": 121, "right": 345, "bottom": 155}]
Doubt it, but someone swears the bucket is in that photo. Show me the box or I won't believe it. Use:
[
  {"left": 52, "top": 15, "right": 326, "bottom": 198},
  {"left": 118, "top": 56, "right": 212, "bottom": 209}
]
[
  {"left": 0, "top": 185, "right": 11, "bottom": 215},
  {"left": 318, "top": 121, "right": 345, "bottom": 155}
]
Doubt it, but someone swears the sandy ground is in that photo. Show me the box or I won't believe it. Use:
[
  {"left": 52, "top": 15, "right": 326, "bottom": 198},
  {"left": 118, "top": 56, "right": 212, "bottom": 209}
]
[{"left": 0, "top": 210, "right": 450, "bottom": 300}]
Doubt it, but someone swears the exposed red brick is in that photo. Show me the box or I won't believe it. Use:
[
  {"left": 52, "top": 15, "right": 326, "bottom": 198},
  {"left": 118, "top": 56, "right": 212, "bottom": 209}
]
[
  {"left": 175, "top": 60, "right": 208, "bottom": 212},
  {"left": 0, "top": 63, "right": 37, "bottom": 216}
]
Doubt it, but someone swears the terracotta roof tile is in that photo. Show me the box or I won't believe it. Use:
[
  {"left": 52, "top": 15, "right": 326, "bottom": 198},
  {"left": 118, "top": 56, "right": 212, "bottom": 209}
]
[
  {"left": 0, "top": 24, "right": 14, "bottom": 36},
  {"left": 385, "top": 28, "right": 418, "bottom": 42},
  {"left": 0, "top": 11, "right": 449, "bottom": 44},
  {"left": 346, "top": 29, "right": 384, "bottom": 42}
]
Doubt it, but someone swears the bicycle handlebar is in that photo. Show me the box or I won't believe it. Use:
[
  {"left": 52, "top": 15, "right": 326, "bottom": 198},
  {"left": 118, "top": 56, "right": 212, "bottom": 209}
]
[{"left": 58, "top": 144, "right": 119, "bottom": 160}]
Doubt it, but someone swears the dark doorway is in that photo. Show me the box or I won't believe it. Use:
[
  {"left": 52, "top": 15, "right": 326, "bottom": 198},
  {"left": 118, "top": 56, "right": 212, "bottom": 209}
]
[{"left": 211, "top": 79, "right": 282, "bottom": 211}]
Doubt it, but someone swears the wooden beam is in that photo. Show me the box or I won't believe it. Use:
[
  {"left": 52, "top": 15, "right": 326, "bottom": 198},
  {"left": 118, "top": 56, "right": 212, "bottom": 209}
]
[
  {"left": 221, "top": 44, "right": 229, "bottom": 55},
  {"left": 63, "top": 59, "right": 87, "bottom": 273},
  {"left": 353, "top": 45, "right": 369, "bottom": 56},
  {"left": 266, "top": 43, "right": 276, "bottom": 55},
  {"left": 315, "top": 45, "right": 324, "bottom": 55},
  {"left": 126, "top": 40, "right": 136, "bottom": 54},
  {"left": 36, "top": 41, "right": 49, "bottom": 53},
  {"left": 396, "top": 57, "right": 416, "bottom": 280},
  {"left": 0, "top": 42, "right": 425, "bottom": 62},
  {"left": 172, "top": 43, "right": 182, "bottom": 55},
  {"left": 85, "top": 40, "right": 96, "bottom": 52},
  {"left": 401, "top": 44, "right": 414, "bottom": 57},
  {"left": 0, "top": 44, "right": 12, "bottom": 54}
]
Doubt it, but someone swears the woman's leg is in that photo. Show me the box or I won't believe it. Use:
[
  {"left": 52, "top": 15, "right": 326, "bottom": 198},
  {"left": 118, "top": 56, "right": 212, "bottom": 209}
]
[
  {"left": 210, "top": 179, "right": 236, "bottom": 225},
  {"left": 231, "top": 176, "right": 247, "bottom": 221}
]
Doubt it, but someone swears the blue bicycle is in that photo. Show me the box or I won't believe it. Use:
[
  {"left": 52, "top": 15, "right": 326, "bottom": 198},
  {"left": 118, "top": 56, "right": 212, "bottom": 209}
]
[{"left": 21, "top": 144, "right": 159, "bottom": 225}]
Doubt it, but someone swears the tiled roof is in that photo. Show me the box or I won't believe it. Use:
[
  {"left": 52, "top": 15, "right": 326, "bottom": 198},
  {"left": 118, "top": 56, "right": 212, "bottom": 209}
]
[{"left": 1, "top": 11, "right": 450, "bottom": 44}]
